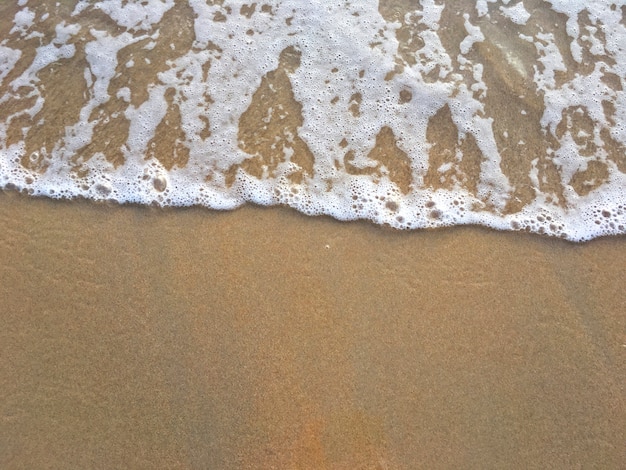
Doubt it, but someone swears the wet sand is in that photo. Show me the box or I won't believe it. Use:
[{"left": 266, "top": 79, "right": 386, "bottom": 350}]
[{"left": 1, "top": 191, "right": 625, "bottom": 469}]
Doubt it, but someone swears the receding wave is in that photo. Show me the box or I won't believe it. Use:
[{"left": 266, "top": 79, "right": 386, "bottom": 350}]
[{"left": 1, "top": 0, "right": 625, "bottom": 241}]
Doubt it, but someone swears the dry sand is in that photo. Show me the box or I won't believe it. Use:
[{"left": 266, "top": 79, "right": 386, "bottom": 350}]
[{"left": 1, "top": 191, "right": 625, "bottom": 469}]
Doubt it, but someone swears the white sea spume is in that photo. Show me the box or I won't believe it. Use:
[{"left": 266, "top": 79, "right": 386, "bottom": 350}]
[{"left": 0, "top": 0, "right": 625, "bottom": 241}]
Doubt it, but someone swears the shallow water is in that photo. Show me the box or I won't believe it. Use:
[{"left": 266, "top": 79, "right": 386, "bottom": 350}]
[{"left": 0, "top": 0, "right": 625, "bottom": 240}]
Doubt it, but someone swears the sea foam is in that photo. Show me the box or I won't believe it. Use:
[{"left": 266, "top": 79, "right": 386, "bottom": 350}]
[{"left": 0, "top": 0, "right": 625, "bottom": 241}]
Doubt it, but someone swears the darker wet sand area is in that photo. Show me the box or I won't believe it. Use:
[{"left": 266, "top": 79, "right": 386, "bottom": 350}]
[{"left": 0, "top": 192, "right": 625, "bottom": 469}]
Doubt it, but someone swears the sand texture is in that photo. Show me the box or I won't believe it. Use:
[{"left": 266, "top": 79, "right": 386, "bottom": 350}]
[
  {"left": 1, "top": 192, "right": 625, "bottom": 469},
  {"left": 1, "top": 3, "right": 625, "bottom": 466}
]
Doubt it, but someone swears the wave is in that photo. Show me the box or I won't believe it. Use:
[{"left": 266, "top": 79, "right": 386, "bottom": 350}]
[{"left": 1, "top": 0, "right": 625, "bottom": 241}]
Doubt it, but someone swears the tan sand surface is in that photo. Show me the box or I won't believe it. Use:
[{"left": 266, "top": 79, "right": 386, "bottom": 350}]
[{"left": 1, "top": 192, "right": 625, "bottom": 469}]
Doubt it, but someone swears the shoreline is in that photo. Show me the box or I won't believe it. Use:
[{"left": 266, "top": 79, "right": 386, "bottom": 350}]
[{"left": 3, "top": 189, "right": 625, "bottom": 244}]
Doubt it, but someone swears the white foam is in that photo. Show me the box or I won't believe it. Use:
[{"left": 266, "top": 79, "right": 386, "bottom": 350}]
[
  {"left": 74, "top": 0, "right": 175, "bottom": 31},
  {"left": 0, "top": 46, "right": 21, "bottom": 85},
  {"left": 1, "top": 0, "right": 625, "bottom": 241},
  {"left": 460, "top": 14, "right": 484, "bottom": 55},
  {"left": 11, "top": 7, "right": 36, "bottom": 35},
  {"left": 500, "top": 3, "right": 531, "bottom": 25}
]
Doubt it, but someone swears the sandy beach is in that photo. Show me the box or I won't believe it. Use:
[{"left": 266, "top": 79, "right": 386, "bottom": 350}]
[
  {"left": 1, "top": 1, "right": 626, "bottom": 467},
  {"left": 1, "top": 191, "right": 625, "bottom": 469}
]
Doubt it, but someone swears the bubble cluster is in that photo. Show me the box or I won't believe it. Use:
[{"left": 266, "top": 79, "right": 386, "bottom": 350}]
[{"left": 0, "top": 0, "right": 625, "bottom": 241}]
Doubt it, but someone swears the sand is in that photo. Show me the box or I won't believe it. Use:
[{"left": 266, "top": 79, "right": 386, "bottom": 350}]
[
  {"left": 1, "top": 191, "right": 625, "bottom": 469},
  {"left": 1, "top": 2, "right": 626, "bottom": 466}
]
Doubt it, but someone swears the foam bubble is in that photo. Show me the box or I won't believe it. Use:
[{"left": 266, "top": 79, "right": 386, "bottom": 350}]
[
  {"left": 0, "top": 0, "right": 625, "bottom": 241},
  {"left": 500, "top": 3, "right": 531, "bottom": 25}
]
